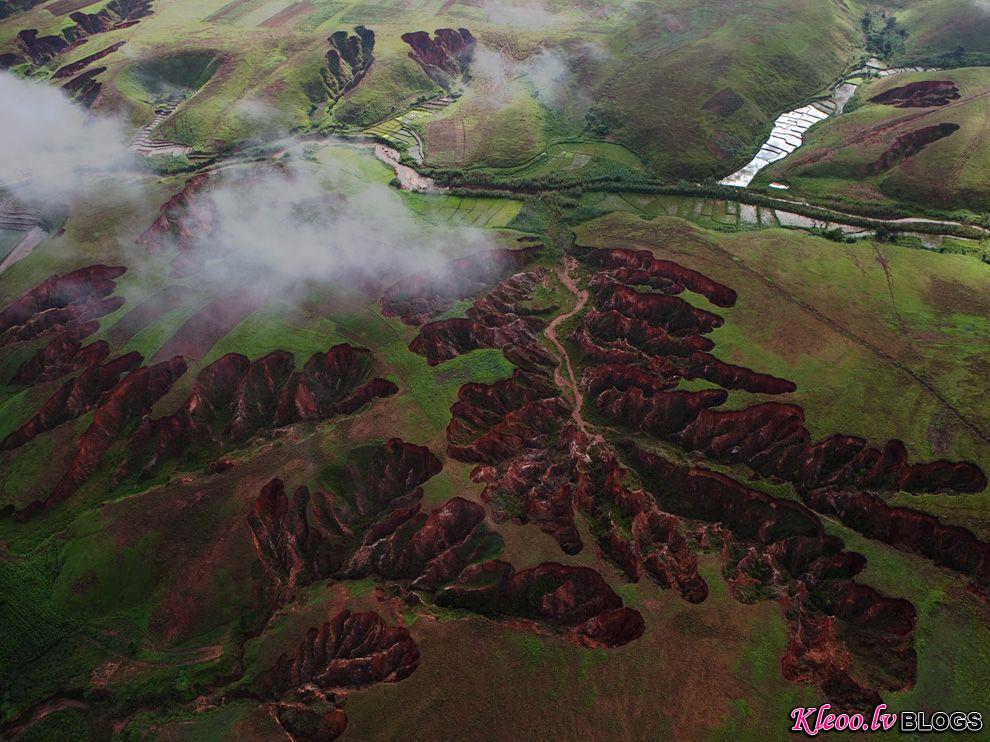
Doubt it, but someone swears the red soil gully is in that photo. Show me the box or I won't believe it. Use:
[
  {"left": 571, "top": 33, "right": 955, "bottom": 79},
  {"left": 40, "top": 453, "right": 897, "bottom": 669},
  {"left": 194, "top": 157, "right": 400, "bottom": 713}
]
[{"left": 869, "top": 80, "right": 961, "bottom": 109}]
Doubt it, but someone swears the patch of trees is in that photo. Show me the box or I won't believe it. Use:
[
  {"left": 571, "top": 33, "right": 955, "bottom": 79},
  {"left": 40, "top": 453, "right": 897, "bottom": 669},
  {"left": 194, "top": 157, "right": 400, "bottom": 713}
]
[{"left": 862, "top": 11, "right": 908, "bottom": 60}]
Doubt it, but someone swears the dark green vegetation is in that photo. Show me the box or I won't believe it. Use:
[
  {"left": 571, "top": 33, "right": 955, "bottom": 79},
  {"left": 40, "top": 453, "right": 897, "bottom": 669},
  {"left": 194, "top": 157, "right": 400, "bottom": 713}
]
[
  {"left": 862, "top": 9, "right": 908, "bottom": 60},
  {"left": 2, "top": 0, "right": 990, "bottom": 740}
]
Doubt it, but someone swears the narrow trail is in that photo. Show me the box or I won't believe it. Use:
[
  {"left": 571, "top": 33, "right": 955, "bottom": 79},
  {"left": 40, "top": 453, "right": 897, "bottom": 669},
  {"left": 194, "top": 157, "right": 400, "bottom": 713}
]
[
  {"left": 1, "top": 697, "right": 90, "bottom": 739},
  {"left": 546, "top": 257, "right": 604, "bottom": 445},
  {"left": 873, "top": 244, "right": 907, "bottom": 335}
]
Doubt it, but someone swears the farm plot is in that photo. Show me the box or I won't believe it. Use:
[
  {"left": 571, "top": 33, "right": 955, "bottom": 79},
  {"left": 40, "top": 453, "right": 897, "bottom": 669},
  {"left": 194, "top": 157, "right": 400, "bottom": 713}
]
[
  {"left": 364, "top": 96, "right": 455, "bottom": 163},
  {"left": 204, "top": 0, "right": 269, "bottom": 24},
  {"left": 403, "top": 193, "right": 521, "bottom": 228},
  {"left": 257, "top": 0, "right": 313, "bottom": 28}
]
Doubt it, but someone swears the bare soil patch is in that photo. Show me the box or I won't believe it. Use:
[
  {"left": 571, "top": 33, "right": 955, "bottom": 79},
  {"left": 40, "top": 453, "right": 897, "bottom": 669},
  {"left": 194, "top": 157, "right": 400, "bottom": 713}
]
[{"left": 257, "top": 0, "right": 313, "bottom": 28}]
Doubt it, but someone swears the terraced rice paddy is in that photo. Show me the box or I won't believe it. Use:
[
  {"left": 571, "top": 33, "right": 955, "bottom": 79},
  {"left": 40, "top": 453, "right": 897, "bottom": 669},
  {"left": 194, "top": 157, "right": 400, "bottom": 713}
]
[
  {"left": 722, "top": 59, "right": 933, "bottom": 188},
  {"left": 129, "top": 101, "right": 197, "bottom": 158},
  {"left": 403, "top": 193, "right": 522, "bottom": 228},
  {"left": 364, "top": 96, "right": 455, "bottom": 163}
]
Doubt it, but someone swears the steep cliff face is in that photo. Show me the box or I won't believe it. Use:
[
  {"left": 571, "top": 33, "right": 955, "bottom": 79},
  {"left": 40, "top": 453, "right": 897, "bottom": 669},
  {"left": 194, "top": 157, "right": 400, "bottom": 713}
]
[
  {"left": 627, "top": 441, "right": 916, "bottom": 710},
  {"left": 400, "top": 28, "right": 475, "bottom": 90},
  {"left": 247, "top": 439, "right": 446, "bottom": 600},
  {"left": 577, "top": 454, "right": 709, "bottom": 603},
  {"left": 806, "top": 488, "right": 990, "bottom": 595},
  {"left": 136, "top": 173, "right": 219, "bottom": 277},
  {"left": 61, "top": 66, "right": 104, "bottom": 107},
  {"left": 266, "top": 609, "right": 420, "bottom": 696},
  {"left": 412, "top": 238, "right": 987, "bottom": 706},
  {"left": 323, "top": 26, "right": 375, "bottom": 101},
  {"left": 246, "top": 437, "right": 643, "bottom": 648},
  {"left": 16, "top": 28, "right": 77, "bottom": 65},
  {"left": 70, "top": 0, "right": 152, "bottom": 35},
  {"left": 575, "top": 245, "right": 737, "bottom": 307},
  {"left": 53, "top": 41, "right": 126, "bottom": 79},
  {"left": 575, "top": 248, "right": 984, "bottom": 497}
]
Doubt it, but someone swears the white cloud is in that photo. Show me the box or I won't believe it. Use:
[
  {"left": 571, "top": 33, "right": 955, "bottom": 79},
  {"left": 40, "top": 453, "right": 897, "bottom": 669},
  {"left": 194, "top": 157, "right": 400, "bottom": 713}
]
[{"left": 0, "top": 71, "right": 136, "bottom": 203}]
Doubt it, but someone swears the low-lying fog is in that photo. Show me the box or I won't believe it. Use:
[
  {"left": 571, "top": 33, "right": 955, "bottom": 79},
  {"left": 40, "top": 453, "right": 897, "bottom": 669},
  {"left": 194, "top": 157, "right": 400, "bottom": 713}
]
[{"left": 0, "top": 70, "right": 499, "bottom": 295}]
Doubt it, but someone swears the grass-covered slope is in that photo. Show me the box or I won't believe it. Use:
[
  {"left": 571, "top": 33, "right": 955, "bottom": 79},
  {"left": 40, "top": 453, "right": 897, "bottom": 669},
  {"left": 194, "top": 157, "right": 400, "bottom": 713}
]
[
  {"left": 584, "top": 0, "right": 862, "bottom": 180},
  {"left": 759, "top": 67, "right": 990, "bottom": 215}
]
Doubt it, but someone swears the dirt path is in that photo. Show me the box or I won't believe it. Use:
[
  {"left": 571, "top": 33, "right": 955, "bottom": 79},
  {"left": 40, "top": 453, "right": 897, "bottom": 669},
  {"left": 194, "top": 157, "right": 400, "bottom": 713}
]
[
  {"left": 546, "top": 257, "right": 604, "bottom": 444},
  {"left": 1, "top": 697, "right": 90, "bottom": 739},
  {"left": 873, "top": 244, "right": 907, "bottom": 335},
  {"left": 0, "top": 226, "right": 48, "bottom": 275},
  {"left": 373, "top": 144, "right": 438, "bottom": 191}
]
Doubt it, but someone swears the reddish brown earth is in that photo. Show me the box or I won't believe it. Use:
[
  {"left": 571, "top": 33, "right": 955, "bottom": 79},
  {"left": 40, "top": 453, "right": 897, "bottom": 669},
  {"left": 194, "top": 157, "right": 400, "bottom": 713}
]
[
  {"left": 24, "top": 356, "right": 188, "bottom": 516},
  {"left": 806, "top": 488, "right": 990, "bottom": 594},
  {"left": 867, "top": 123, "right": 960, "bottom": 175},
  {"left": 265, "top": 609, "right": 420, "bottom": 695},
  {"left": 342, "top": 496, "right": 501, "bottom": 589},
  {"left": 575, "top": 244, "right": 737, "bottom": 307},
  {"left": 15, "top": 28, "right": 77, "bottom": 64},
  {"left": 263, "top": 610, "right": 419, "bottom": 741},
  {"left": 246, "top": 438, "right": 642, "bottom": 648},
  {"left": 628, "top": 442, "right": 916, "bottom": 710},
  {"left": 273, "top": 704, "right": 348, "bottom": 742},
  {"left": 676, "top": 403, "right": 985, "bottom": 493},
  {"left": 0, "top": 265, "right": 126, "bottom": 348},
  {"left": 136, "top": 173, "right": 220, "bottom": 276},
  {"left": 120, "top": 344, "right": 396, "bottom": 481},
  {"left": 248, "top": 439, "right": 446, "bottom": 600},
  {"left": 137, "top": 173, "right": 216, "bottom": 253},
  {"left": 61, "top": 66, "right": 104, "bottom": 106},
  {"left": 574, "top": 249, "right": 984, "bottom": 496},
  {"left": 437, "top": 560, "right": 645, "bottom": 648},
  {"left": 106, "top": 285, "right": 195, "bottom": 344},
  {"left": 150, "top": 289, "right": 266, "bottom": 362},
  {"left": 52, "top": 40, "right": 125, "bottom": 79},
  {"left": 438, "top": 283, "right": 710, "bottom": 607},
  {"left": 2, "top": 352, "right": 142, "bottom": 451},
  {"left": 409, "top": 268, "right": 549, "bottom": 365},
  {"left": 15, "top": 0, "right": 151, "bottom": 65},
  {"left": 577, "top": 453, "right": 709, "bottom": 602},
  {"left": 10, "top": 321, "right": 106, "bottom": 386},
  {"left": 323, "top": 26, "right": 375, "bottom": 100},
  {"left": 69, "top": 0, "right": 152, "bottom": 35},
  {"left": 416, "top": 241, "right": 989, "bottom": 707},
  {"left": 870, "top": 80, "right": 961, "bottom": 108},
  {"left": 400, "top": 27, "right": 475, "bottom": 88},
  {"left": 381, "top": 245, "right": 541, "bottom": 324}
]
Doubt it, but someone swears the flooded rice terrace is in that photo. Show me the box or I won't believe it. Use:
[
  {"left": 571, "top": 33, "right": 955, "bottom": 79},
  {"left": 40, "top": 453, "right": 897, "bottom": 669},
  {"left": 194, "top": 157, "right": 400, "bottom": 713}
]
[{"left": 721, "top": 58, "right": 933, "bottom": 187}]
